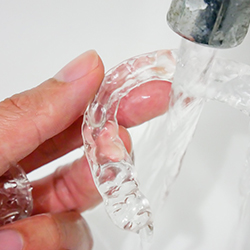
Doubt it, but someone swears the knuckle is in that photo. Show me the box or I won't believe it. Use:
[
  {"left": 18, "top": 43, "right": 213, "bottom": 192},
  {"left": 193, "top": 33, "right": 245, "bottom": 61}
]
[
  {"left": 6, "top": 92, "right": 40, "bottom": 115},
  {"left": 8, "top": 94, "right": 32, "bottom": 113},
  {"left": 0, "top": 93, "right": 40, "bottom": 123},
  {"left": 0, "top": 92, "right": 44, "bottom": 144}
]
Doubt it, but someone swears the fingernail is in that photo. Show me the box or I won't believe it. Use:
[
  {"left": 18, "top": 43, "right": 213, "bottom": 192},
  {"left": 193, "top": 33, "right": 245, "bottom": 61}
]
[
  {"left": 0, "top": 230, "right": 23, "bottom": 250},
  {"left": 54, "top": 50, "right": 99, "bottom": 83}
]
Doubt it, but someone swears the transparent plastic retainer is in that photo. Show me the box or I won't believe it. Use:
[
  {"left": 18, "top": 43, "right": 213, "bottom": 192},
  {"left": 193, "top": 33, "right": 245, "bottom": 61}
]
[{"left": 0, "top": 164, "right": 32, "bottom": 226}]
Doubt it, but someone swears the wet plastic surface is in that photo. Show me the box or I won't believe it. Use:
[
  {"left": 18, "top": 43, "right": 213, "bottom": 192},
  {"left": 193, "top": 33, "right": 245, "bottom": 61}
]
[
  {"left": 0, "top": 165, "right": 33, "bottom": 226},
  {"left": 82, "top": 50, "right": 176, "bottom": 237}
]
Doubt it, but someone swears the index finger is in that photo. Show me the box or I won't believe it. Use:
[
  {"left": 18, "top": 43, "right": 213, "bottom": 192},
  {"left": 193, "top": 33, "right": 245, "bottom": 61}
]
[{"left": 0, "top": 51, "right": 104, "bottom": 175}]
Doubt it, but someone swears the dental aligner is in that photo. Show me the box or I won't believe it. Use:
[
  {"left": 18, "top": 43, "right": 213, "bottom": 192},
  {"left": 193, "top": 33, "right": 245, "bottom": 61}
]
[
  {"left": 0, "top": 164, "right": 33, "bottom": 226},
  {"left": 82, "top": 50, "right": 176, "bottom": 235}
]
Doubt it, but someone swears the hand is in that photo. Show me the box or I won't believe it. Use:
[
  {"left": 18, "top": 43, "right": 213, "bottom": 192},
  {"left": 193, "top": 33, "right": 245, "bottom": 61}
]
[{"left": 0, "top": 50, "right": 171, "bottom": 250}]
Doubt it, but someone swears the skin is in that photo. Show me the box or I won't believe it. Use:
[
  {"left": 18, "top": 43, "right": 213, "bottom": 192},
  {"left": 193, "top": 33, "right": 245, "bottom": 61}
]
[{"left": 0, "top": 50, "right": 171, "bottom": 250}]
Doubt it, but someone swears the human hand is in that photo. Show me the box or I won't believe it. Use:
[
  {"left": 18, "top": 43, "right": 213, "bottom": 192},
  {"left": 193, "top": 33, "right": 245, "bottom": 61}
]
[{"left": 0, "top": 50, "right": 171, "bottom": 250}]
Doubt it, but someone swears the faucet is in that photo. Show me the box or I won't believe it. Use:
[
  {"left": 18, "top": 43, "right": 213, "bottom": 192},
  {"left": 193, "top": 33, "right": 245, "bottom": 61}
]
[{"left": 167, "top": 0, "right": 250, "bottom": 48}]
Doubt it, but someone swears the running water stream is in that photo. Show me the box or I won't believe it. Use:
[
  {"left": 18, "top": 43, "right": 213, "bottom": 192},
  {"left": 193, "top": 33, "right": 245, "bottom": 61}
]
[{"left": 135, "top": 39, "right": 217, "bottom": 249}]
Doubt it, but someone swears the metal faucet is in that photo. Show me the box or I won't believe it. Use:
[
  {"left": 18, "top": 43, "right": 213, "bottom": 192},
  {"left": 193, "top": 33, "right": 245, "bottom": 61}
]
[{"left": 167, "top": 0, "right": 250, "bottom": 48}]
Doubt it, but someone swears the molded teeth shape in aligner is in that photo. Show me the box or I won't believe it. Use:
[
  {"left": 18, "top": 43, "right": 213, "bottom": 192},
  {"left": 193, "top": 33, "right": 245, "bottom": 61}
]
[
  {"left": 0, "top": 165, "right": 33, "bottom": 226},
  {"left": 82, "top": 50, "right": 176, "bottom": 235}
]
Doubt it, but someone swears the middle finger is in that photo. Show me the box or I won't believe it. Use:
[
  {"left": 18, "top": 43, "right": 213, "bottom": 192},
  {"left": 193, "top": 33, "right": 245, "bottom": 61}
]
[{"left": 31, "top": 126, "right": 132, "bottom": 214}]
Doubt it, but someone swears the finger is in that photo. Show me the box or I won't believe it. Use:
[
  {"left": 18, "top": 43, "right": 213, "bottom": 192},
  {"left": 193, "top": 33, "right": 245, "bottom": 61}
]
[
  {"left": 0, "top": 211, "right": 92, "bottom": 250},
  {"left": 19, "top": 80, "right": 170, "bottom": 173},
  {"left": 0, "top": 50, "right": 104, "bottom": 175},
  {"left": 31, "top": 126, "right": 132, "bottom": 214},
  {"left": 117, "top": 80, "right": 171, "bottom": 127},
  {"left": 32, "top": 156, "right": 100, "bottom": 214},
  {"left": 94, "top": 122, "right": 131, "bottom": 165},
  {"left": 19, "top": 117, "right": 83, "bottom": 173}
]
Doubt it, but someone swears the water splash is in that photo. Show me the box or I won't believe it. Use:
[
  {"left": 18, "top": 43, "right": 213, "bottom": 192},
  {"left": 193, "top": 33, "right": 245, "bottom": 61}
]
[{"left": 161, "top": 39, "right": 216, "bottom": 195}]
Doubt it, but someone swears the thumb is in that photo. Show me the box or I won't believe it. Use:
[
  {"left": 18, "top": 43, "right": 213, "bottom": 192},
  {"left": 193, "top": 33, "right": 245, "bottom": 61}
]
[{"left": 0, "top": 211, "right": 93, "bottom": 250}]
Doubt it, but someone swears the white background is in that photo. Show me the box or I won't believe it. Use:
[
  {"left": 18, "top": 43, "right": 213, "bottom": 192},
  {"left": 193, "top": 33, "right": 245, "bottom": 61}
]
[{"left": 1, "top": 1, "right": 250, "bottom": 249}]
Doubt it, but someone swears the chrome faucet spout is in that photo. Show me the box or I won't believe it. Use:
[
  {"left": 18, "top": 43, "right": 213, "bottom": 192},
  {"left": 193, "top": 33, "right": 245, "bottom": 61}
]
[{"left": 167, "top": 0, "right": 250, "bottom": 48}]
